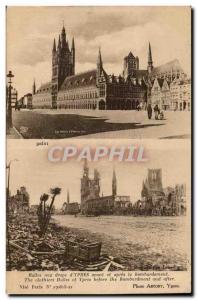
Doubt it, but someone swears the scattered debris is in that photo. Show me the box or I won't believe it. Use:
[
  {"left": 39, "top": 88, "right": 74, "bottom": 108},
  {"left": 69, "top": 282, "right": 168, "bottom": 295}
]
[{"left": 7, "top": 214, "right": 126, "bottom": 272}]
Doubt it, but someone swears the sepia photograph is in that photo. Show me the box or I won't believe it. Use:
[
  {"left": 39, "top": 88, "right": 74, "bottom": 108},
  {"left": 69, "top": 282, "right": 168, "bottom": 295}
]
[
  {"left": 6, "top": 140, "right": 191, "bottom": 275},
  {"left": 5, "top": 4, "right": 192, "bottom": 295},
  {"left": 6, "top": 6, "right": 191, "bottom": 139}
]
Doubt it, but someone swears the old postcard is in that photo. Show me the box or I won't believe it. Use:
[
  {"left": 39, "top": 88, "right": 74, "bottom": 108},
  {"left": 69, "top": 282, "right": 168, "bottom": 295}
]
[
  {"left": 6, "top": 6, "right": 191, "bottom": 140},
  {"left": 6, "top": 6, "right": 192, "bottom": 295}
]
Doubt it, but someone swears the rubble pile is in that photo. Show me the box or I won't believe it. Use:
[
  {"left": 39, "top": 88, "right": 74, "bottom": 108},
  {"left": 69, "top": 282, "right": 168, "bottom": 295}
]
[{"left": 7, "top": 214, "right": 124, "bottom": 272}]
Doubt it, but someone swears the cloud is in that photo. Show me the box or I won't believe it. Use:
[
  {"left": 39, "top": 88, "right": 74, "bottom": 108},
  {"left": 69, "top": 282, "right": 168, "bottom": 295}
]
[
  {"left": 6, "top": 6, "right": 191, "bottom": 97},
  {"left": 12, "top": 36, "right": 52, "bottom": 66},
  {"left": 71, "top": 7, "right": 152, "bottom": 40},
  {"left": 7, "top": 7, "right": 153, "bottom": 67}
]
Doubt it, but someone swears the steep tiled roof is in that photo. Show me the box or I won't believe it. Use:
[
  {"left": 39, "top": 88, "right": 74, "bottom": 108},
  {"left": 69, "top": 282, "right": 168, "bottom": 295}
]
[
  {"left": 152, "top": 59, "right": 183, "bottom": 75},
  {"left": 124, "top": 69, "right": 148, "bottom": 80},
  {"left": 60, "top": 69, "right": 97, "bottom": 90},
  {"left": 135, "top": 69, "right": 148, "bottom": 78},
  {"left": 36, "top": 82, "right": 51, "bottom": 94}
]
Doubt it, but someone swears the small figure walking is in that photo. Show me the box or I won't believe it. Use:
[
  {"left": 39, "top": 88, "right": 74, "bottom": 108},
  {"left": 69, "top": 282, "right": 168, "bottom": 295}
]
[
  {"left": 154, "top": 104, "right": 160, "bottom": 120},
  {"left": 147, "top": 104, "right": 152, "bottom": 120}
]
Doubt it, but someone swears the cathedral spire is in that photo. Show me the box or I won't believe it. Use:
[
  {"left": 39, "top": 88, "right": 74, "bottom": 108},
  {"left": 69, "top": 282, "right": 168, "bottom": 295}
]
[
  {"left": 112, "top": 168, "right": 117, "bottom": 196},
  {"left": 147, "top": 42, "right": 153, "bottom": 74},
  {"left": 148, "top": 42, "right": 152, "bottom": 64},
  {"left": 61, "top": 23, "right": 66, "bottom": 48},
  {"left": 58, "top": 35, "right": 61, "bottom": 49},
  {"left": 61, "top": 21, "right": 65, "bottom": 36},
  {"left": 97, "top": 47, "right": 103, "bottom": 78},
  {"left": 67, "top": 189, "right": 70, "bottom": 204},
  {"left": 97, "top": 47, "right": 103, "bottom": 67},
  {"left": 32, "top": 78, "right": 36, "bottom": 95},
  {"left": 72, "top": 37, "right": 75, "bottom": 50},
  {"left": 53, "top": 38, "right": 56, "bottom": 52}
]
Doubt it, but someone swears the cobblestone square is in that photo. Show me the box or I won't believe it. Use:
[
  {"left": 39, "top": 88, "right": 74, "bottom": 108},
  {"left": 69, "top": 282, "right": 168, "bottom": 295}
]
[{"left": 11, "top": 109, "right": 191, "bottom": 139}]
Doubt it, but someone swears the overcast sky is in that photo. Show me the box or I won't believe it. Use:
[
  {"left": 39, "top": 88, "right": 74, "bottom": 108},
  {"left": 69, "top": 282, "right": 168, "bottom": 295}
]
[
  {"left": 6, "top": 6, "right": 191, "bottom": 98},
  {"left": 7, "top": 140, "right": 190, "bottom": 209}
]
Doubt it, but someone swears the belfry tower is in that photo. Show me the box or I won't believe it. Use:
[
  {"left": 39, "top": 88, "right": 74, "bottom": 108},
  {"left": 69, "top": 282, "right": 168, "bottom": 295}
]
[
  {"left": 147, "top": 42, "right": 154, "bottom": 74},
  {"left": 51, "top": 25, "right": 75, "bottom": 108},
  {"left": 80, "top": 160, "right": 101, "bottom": 214},
  {"left": 80, "top": 160, "right": 90, "bottom": 214}
]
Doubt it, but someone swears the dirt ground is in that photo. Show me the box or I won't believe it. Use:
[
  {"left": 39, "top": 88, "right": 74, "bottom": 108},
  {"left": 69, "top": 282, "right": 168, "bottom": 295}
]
[{"left": 54, "top": 215, "right": 189, "bottom": 271}]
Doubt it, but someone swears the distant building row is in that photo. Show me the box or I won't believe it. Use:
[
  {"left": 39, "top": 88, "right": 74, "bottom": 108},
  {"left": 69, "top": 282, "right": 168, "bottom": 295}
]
[
  {"left": 18, "top": 76, "right": 191, "bottom": 112},
  {"left": 6, "top": 86, "right": 18, "bottom": 109},
  {"left": 17, "top": 93, "right": 33, "bottom": 110},
  {"left": 150, "top": 77, "right": 191, "bottom": 111}
]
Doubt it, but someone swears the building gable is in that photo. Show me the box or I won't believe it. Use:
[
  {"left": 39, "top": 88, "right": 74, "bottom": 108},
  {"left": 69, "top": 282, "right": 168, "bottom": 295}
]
[
  {"left": 161, "top": 79, "right": 170, "bottom": 91},
  {"left": 151, "top": 78, "right": 162, "bottom": 93}
]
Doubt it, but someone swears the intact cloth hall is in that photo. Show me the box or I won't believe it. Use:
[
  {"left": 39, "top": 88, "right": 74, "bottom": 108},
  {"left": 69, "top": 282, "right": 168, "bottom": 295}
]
[{"left": 32, "top": 25, "right": 186, "bottom": 110}]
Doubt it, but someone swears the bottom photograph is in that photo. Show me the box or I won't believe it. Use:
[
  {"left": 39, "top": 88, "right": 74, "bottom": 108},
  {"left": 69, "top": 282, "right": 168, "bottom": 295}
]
[{"left": 6, "top": 139, "right": 191, "bottom": 294}]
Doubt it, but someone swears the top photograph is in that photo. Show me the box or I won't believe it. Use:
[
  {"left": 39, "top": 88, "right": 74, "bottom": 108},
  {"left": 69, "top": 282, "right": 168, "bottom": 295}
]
[{"left": 6, "top": 6, "right": 191, "bottom": 139}]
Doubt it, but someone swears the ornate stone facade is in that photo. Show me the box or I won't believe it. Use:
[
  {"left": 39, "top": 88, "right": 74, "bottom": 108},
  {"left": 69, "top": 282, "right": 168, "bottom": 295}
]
[
  {"left": 32, "top": 26, "right": 149, "bottom": 110},
  {"left": 150, "top": 76, "right": 191, "bottom": 111},
  {"left": 170, "top": 78, "right": 191, "bottom": 111},
  {"left": 32, "top": 26, "right": 188, "bottom": 111}
]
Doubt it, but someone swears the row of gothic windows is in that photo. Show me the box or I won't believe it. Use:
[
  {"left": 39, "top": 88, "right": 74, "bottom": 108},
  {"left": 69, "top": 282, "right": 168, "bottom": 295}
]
[{"left": 58, "top": 91, "right": 98, "bottom": 101}]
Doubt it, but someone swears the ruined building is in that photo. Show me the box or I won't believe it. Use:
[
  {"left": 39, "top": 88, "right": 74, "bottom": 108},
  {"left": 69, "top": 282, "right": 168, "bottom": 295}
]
[
  {"left": 141, "top": 169, "right": 164, "bottom": 201},
  {"left": 62, "top": 189, "right": 80, "bottom": 215},
  {"left": 8, "top": 186, "right": 30, "bottom": 214},
  {"left": 80, "top": 161, "right": 131, "bottom": 215},
  {"left": 80, "top": 160, "right": 101, "bottom": 214},
  {"left": 164, "top": 184, "right": 187, "bottom": 216},
  {"left": 133, "top": 169, "right": 187, "bottom": 216}
]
